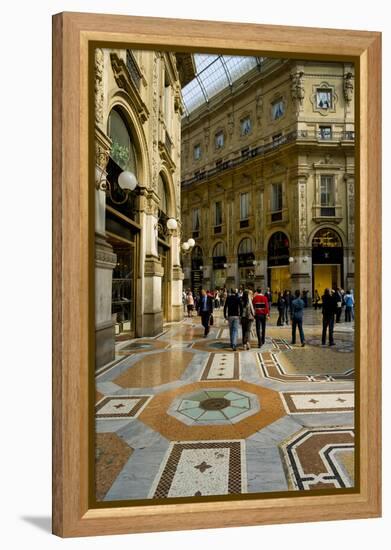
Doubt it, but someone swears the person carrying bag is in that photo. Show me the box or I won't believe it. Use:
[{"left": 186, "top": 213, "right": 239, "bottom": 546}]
[{"left": 241, "top": 291, "right": 255, "bottom": 350}]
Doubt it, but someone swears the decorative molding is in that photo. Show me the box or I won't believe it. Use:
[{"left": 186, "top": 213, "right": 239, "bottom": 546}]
[
  {"left": 95, "top": 48, "right": 104, "bottom": 125},
  {"left": 298, "top": 180, "right": 307, "bottom": 247},
  {"left": 344, "top": 72, "right": 354, "bottom": 105},
  {"left": 310, "top": 81, "right": 338, "bottom": 116},
  {"left": 290, "top": 71, "right": 305, "bottom": 114},
  {"left": 110, "top": 52, "right": 150, "bottom": 124}
]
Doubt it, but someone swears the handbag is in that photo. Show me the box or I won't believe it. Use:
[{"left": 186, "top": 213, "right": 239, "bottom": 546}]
[
  {"left": 245, "top": 303, "right": 255, "bottom": 320},
  {"left": 209, "top": 314, "right": 214, "bottom": 326}
]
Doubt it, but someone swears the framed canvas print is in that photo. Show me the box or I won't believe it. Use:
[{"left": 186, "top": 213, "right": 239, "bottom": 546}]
[{"left": 52, "top": 12, "right": 381, "bottom": 537}]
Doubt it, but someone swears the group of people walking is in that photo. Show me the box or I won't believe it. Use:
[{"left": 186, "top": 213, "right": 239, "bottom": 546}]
[{"left": 183, "top": 285, "right": 354, "bottom": 352}]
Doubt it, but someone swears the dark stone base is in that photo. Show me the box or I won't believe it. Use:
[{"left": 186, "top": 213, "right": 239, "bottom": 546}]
[{"left": 95, "top": 322, "right": 115, "bottom": 370}]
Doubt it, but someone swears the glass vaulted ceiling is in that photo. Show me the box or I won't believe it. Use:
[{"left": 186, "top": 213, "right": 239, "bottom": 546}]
[{"left": 182, "top": 54, "right": 263, "bottom": 116}]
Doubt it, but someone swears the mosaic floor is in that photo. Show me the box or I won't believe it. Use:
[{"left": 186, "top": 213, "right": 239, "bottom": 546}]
[{"left": 95, "top": 307, "right": 355, "bottom": 501}]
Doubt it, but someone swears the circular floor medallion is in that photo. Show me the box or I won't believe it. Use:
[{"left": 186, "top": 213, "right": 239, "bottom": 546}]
[{"left": 200, "top": 397, "right": 230, "bottom": 411}]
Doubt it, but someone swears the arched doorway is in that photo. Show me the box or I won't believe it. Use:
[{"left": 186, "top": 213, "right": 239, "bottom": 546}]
[
  {"left": 238, "top": 238, "right": 255, "bottom": 290},
  {"left": 312, "top": 228, "right": 343, "bottom": 296},
  {"left": 212, "top": 242, "right": 227, "bottom": 289},
  {"left": 267, "top": 232, "right": 291, "bottom": 300},
  {"left": 106, "top": 107, "right": 140, "bottom": 339},
  {"left": 191, "top": 246, "right": 203, "bottom": 295}
]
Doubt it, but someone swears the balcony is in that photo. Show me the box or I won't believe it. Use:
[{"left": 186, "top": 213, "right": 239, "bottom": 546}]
[
  {"left": 312, "top": 204, "right": 343, "bottom": 223},
  {"left": 181, "top": 128, "right": 355, "bottom": 187},
  {"left": 126, "top": 50, "right": 142, "bottom": 91}
]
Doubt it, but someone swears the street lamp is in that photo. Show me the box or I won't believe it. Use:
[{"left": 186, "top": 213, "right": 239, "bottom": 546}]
[
  {"left": 289, "top": 256, "right": 294, "bottom": 263},
  {"left": 118, "top": 170, "right": 138, "bottom": 192},
  {"left": 187, "top": 238, "right": 195, "bottom": 248},
  {"left": 95, "top": 149, "right": 139, "bottom": 204},
  {"left": 182, "top": 242, "right": 190, "bottom": 252},
  {"left": 167, "top": 218, "right": 178, "bottom": 231}
]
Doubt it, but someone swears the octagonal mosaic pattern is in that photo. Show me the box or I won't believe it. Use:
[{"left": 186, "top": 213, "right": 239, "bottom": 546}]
[{"left": 168, "top": 388, "right": 260, "bottom": 425}]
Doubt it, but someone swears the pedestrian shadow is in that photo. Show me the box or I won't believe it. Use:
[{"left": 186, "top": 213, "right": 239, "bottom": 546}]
[{"left": 20, "top": 516, "right": 52, "bottom": 533}]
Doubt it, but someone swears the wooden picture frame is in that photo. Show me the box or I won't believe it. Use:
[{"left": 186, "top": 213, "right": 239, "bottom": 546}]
[{"left": 52, "top": 11, "right": 381, "bottom": 537}]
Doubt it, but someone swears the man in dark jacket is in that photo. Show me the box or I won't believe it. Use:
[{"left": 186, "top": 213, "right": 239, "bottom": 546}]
[
  {"left": 291, "top": 290, "right": 305, "bottom": 346},
  {"left": 223, "top": 289, "right": 243, "bottom": 351},
  {"left": 198, "top": 288, "right": 214, "bottom": 337},
  {"left": 322, "top": 288, "right": 337, "bottom": 345}
]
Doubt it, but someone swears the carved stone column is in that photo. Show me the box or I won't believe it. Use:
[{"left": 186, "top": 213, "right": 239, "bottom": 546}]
[
  {"left": 168, "top": 228, "right": 184, "bottom": 322},
  {"left": 290, "top": 175, "right": 312, "bottom": 295},
  {"left": 345, "top": 174, "right": 355, "bottom": 290},
  {"left": 138, "top": 190, "right": 164, "bottom": 336}
]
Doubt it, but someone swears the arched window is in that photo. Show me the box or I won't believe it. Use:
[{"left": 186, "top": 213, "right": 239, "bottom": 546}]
[
  {"left": 212, "top": 242, "right": 226, "bottom": 257},
  {"left": 238, "top": 237, "right": 254, "bottom": 268},
  {"left": 238, "top": 237, "right": 253, "bottom": 255},
  {"left": 158, "top": 174, "right": 168, "bottom": 215},
  {"left": 312, "top": 228, "right": 342, "bottom": 248},
  {"left": 267, "top": 232, "right": 290, "bottom": 266},
  {"left": 108, "top": 108, "right": 137, "bottom": 174}
]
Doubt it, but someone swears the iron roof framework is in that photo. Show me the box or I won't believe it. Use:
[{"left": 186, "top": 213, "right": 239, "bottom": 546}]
[{"left": 181, "top": 54, "right": 263, "bottom": 116}]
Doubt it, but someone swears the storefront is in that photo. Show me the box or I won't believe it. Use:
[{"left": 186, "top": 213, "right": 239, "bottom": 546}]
[
  {"left": 237, "top": 238, "right": 255, "bottom": 290},
  {"left": 312, "top": 228, "right": 343, "bottom": 296},
  {"left": 191, "top": 245, "right": 203, "bottom": 295},
  {"left": 105, "top": 108, "right": 140, "bottom": 340},
  {"left": 267, "top": 231, "right": 291, "bottom": 300},
  {"left": 212, "top": 242, "right": 227, "bottom": 289}
]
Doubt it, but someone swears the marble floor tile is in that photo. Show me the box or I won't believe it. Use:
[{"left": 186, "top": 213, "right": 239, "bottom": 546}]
[{"left": 94, "top": 308, "right": 355, "bottom": 502}]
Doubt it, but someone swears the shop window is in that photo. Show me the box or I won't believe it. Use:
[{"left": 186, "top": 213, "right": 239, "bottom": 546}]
[
  {"left": 108, "top": 109, "right": 137, "bottom": 174},
  {"left": 214, "top": 201, "right": 223, "bottom": 233},
  {"left": 192, "top": 208, "right": 200, "bottom": 237},
  {"left": 271, "top": 99, "right": 284, "bottom": 120},
  {"left": 238, "top": 238, "right": 255, "bottom": 269},
  {"left": 158, "top": 173, "right": 168, "bottom": 215},
  {"left": 215, "top": 130, "right": 225, "bottom": 149},
  {"left": 316, "top": 88, "right": 332, "bottom": 109},
  {"left": 320, "top": 175, "right": 336, "bottom": 216},
  {"left": 319, "top": 126, "right": 332, "bottom": 139},
  {"left": 240, "top": 192, "right": 250, "bottom": 227},
  {"left": 240, "top": 116, "right": 252, "bottom": 136},
  {"left": 194, "top": 143, "right": 202, "bottom": 160},
  {"left": 271, "top": 183, "right": 283, "bottom": 221}
]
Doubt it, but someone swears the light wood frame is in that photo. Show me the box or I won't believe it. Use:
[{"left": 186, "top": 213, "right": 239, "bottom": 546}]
[{"left": 52, "top": 12, "right": 381, "bottom": 537}]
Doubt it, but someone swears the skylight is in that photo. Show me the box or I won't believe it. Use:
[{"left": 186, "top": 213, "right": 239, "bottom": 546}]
[{"left": 181, "top": 54, "right": 263, "bottom": 116}]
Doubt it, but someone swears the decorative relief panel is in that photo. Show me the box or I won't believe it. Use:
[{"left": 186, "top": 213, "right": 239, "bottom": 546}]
[
  {"left": 299, "top": 180, "right": 308, "bottom": 247},
  {"left": 343, "top": 72, "right": 354, "bottom": 105},
  {"left": 151, "top": 54, "right": 159, "bottom": 191},
  {"left": 95, "top": 48, "right": 104, "bottom": 125},
  {"left": 290, "top": 71, "right": 305, "bottom": 114}
]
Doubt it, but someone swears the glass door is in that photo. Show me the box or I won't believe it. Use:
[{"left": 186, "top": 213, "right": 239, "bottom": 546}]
[{"left": 108, "top": 236, "right": 136, "bottom": 338}]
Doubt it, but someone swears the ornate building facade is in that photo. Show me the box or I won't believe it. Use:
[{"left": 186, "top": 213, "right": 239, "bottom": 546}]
[
  {"left": 180, "top": 57, "right": 355, "bottom": 301},
  {"left": 94, "top": 49, "right": 194, "bottom": 368}
]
